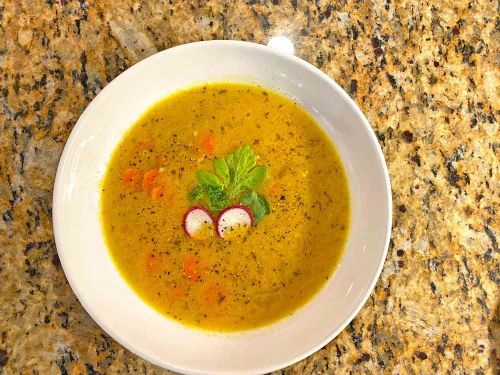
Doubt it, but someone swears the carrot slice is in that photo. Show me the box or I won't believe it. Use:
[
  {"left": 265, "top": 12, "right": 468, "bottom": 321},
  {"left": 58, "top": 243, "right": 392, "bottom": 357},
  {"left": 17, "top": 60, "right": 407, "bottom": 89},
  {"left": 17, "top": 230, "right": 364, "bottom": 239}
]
[
  {"left": 151, "top": 186, "right": 165, "bottom": 200},
  {"left": 121, "top": 168, "right": 142, "bottom": 190},
  {"left": 267, "top": 182, "right": 283, "bottom": 196},
  {"left": 134, "top": 138, "right": 152, "bottom": 152},
  {"left": 200, "top": 133, "right": 215, "bottom": 155},
  {"left": 143, "top": 169, "right": 159, "bottom": 192},
  {"left": 145, "top": 253, "right": 161, "bottom": 272},
  {"left": 200, "top": 284, "right": 229, "bottom": 306},
  {"left": 167, "top": 286, "right": 185, "bottom": 301},
  {"left": 183, "top": 255, "right": 201, "bottom": 281},
  {"left": 165, "top": 190, "right": 177, "bottom": 202}
]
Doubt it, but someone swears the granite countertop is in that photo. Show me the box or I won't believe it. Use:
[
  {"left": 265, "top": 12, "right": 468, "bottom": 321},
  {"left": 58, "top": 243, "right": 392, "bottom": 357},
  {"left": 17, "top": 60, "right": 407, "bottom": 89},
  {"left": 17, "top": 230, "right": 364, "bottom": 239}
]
[{"left": 1, "top": 0, "right": 498, "bottom": 374}]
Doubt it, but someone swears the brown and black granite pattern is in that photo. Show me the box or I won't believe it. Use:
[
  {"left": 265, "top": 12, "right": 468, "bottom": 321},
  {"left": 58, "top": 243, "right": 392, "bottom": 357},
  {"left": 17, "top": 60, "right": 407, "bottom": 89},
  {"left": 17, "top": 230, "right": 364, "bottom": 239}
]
[{"left": 0, "top": 0, "right": 498, "bottom": 374}]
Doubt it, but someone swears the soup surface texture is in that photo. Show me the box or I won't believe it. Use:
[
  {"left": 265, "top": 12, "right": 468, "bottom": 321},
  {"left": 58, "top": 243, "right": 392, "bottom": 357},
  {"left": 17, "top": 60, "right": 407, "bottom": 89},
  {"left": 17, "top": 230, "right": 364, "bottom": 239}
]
[{"left": 100, "top": 83, "right": 350, "bottom": 331}]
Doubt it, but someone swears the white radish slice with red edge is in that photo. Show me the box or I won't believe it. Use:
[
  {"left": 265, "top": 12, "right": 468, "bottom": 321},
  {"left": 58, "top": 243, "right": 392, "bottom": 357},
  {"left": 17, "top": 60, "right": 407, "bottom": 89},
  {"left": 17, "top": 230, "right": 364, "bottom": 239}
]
[
  {"left": 183, "top": 207, "right": 214, "bottom": 239},
  {"left": 216, "top": 206, "right": 253, "bottom": 239}
]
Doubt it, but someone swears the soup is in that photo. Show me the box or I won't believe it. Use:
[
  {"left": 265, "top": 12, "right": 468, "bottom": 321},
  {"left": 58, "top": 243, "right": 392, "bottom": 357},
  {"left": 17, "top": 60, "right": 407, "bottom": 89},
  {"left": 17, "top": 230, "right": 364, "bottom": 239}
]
[{"left": 100, "top": 83, "right": 350, "bottom": 331}]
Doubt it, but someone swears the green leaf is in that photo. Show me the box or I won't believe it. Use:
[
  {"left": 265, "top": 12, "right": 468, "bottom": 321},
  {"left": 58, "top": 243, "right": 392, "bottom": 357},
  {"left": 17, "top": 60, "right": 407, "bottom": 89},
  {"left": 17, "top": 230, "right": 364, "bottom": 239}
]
[
  {"left": 240, "top": 192, "right": 253, "bottom": 206},
  {"left": 226, "top": 153, "right": 235, "bottom": 181},
  {"left": 240, "top": 165, "right": 268, "bottom": 191},
  {"left": 236, "top": 145, "right": 257, "bottom": 177},
  {"left": 204, "top": 185, "right": 229, "bottom": 213},
  {"left": 257, "top": 193, "right": 271, "bottom": 215},
  {"left": 196, "top": 170, "right": 221, "bottom": 187},
  {"left": 190, "top": 145, "right": 271, "bottom": 222},
  {"left": 213, "top": 158, "right": 230, "bottom": 187},
  {"left": 230, "top": 145, "right": 256, "bottom": 180},
  {"left": 225, "top": 145, "right": 260, "bottom": 198},
  {"left": 240, "top": 190, "right": 270, "bottom": 223},
  {"left": 189, "top": 185, "right": 204, "bottom": 202}
]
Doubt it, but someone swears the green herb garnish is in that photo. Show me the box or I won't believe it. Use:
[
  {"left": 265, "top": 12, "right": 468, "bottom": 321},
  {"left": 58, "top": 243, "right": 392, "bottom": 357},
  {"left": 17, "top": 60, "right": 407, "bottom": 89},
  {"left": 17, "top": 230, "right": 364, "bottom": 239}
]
[
  {"left": 189, "top": 144, "right": 271, "bottom": 222},
  {"left": 240, "top": 191, "right": 270, "bottom": 223}
]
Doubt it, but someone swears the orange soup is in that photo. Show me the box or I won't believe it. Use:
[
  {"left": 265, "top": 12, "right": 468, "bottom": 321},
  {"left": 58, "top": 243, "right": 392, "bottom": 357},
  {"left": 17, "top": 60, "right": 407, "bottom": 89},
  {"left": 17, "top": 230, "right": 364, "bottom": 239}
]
[{"left": 100, "top": 83, "right": 350, "bottom": 331}]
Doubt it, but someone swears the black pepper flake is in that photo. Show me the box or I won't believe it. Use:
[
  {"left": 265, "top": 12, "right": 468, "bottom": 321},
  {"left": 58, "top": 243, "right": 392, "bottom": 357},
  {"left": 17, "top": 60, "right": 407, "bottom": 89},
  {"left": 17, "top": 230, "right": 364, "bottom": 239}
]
[
  {"left": 396, "top": 249, "right": 404, "bottom": 257},
  {"left": 398, "top": 205, "right": 406, "bottom": 213},
  {"left": 398, "top": 260, "right": 404, "bottom": 268},
  {"left": 451, "top": 25, "right": 460, "bottom": 35}
]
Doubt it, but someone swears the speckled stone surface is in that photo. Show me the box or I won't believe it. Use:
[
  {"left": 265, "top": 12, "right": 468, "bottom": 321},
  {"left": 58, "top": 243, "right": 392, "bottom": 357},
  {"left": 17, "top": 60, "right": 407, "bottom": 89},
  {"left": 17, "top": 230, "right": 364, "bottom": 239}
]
[{"left": 0, "top": 0, "right": 498, "bottom": 374}]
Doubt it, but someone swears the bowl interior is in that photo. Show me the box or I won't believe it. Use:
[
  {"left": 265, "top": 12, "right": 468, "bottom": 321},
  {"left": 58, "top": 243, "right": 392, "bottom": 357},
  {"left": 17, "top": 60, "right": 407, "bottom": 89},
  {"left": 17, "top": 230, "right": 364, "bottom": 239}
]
[{"left": 53, "top": 41, "right": 391, "bottom": 375}]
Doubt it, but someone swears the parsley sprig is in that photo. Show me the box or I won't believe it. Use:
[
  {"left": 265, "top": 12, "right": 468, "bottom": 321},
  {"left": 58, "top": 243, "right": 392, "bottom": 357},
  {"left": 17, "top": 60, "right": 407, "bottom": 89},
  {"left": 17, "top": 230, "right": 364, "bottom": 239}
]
[{"left": 189, "top": 145, "right": 271, "bottom": 222}]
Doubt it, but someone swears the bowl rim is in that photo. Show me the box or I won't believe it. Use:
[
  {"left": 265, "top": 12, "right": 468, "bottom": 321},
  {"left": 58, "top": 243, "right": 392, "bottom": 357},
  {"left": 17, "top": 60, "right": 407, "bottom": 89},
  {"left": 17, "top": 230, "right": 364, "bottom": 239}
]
[{"left": 53, "top": 39, "right": 392, "bottom": 375}]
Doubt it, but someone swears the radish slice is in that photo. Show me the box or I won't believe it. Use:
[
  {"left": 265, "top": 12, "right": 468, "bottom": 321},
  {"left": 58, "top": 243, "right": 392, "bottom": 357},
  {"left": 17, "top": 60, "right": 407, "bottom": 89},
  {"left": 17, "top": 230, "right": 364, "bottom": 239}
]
[
  {"left": 183, "top": 207, "right": 214, "bottom": 240},
  {"left": 216, "top": 206, "right": 253, "bottom": 239}
]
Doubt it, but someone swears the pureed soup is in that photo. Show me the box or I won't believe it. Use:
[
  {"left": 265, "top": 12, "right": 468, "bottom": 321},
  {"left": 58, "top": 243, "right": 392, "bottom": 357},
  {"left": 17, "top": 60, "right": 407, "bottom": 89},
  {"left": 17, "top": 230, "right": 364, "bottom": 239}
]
[{"left": 100, "top": 83, "right": 350, "bottom": 331}]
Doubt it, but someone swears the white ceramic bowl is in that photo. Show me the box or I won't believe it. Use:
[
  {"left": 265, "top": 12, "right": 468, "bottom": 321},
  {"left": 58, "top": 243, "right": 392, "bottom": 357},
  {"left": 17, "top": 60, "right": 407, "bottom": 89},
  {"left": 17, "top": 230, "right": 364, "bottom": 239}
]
[{"left": 53, "top": 40, "right": 391, "bottom": 374}]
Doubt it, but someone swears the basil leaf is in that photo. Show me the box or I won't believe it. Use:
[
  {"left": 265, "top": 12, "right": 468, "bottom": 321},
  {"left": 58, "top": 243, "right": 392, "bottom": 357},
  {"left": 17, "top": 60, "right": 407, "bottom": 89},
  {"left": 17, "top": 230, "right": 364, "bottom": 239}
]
[
  {"left": 241, "top": 190, "right": 269, "bottom": 223},
  {"left": 225, "top": 145, "right": 260, "bottom": 198},
  {"left": 191, "top": 145, "right": 270, "bottom": 222},
  {"left": 196, "top": 170, "right": 221, "bottom": 187},
  {"left": 213, "top": 158, "right": 230, "bottom": 187},
  {"left": 257, "top": 193, "right": 271, "bottom": 215},
  {"left": 240, "top": 165, "right": 267, "bottom": 191},
  {"left": 226, "top": 152, "right": 235, "bottom": 181},
  {"left": 240, "top": 192, "right": 253, "bottom": 206},
  {"left": 231, "top": 145, "right": 256, "bottom": 185}
]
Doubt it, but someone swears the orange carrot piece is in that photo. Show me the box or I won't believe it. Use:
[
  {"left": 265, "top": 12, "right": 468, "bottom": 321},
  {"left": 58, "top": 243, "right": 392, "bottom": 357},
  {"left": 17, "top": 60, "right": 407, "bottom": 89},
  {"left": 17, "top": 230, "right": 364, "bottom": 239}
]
[
  {"left": 143, "top": 169, "right": 159, "bottom": 192},
  {"left": 121, "top": 168, "right": 142, "bottom": 190},
  {"left": 200, "top": 133, "right": 215, "bottom": 155},
  {"left": 165, "top": 190, "right": 177, "bottom": 203},
  {"left": 134, "top": 138, "right": 152, "bottom": 152},
  {"left": 200, "top": 284, "right": 229, "bottom": 306},
  {"left": 151, "top": 186, "right": 165, "bottom": 200},
  {"left": 146, "top": 253, "right": 161, "bottom": 272},
  {"left": 267, "top": 182, "right": 283, "bottom": 196},
  {"left": 183, "top": 255, "right": 201, "bottom": 281},
  {"left": 167, "top": 286, "right": 185, "bottom": 301}
]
